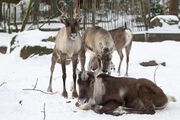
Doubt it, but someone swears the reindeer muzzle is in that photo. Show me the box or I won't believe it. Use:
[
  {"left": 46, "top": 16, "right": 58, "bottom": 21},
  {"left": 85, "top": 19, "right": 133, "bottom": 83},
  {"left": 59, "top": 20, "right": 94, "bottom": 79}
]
[
  {"left": 70, "top": 33, "right": 77, "bottom": 40},
  {"left": 75, "top": 98, "right": 88, "bottom": 107}
]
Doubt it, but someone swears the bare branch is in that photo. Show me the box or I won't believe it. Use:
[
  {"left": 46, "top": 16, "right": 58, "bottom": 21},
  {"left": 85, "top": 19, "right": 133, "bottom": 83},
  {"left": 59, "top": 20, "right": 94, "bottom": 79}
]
[
  {"left": 153, "top": 64, "right": 160, "bottom": 84},
  {"left": 0, "top": 82, "right": 7, "bottom": 88},
  {"left": 22, "top": 88, "right": 57, "bottom": 95},
  {"left": 22, "top": 78, "right": 57, "bottom": 95},
  {"left": 33, "top": 78, "right": 38, "bottom": 90},
  {"left": 41, "top": 103, "right": 46, "bottom": 120}
]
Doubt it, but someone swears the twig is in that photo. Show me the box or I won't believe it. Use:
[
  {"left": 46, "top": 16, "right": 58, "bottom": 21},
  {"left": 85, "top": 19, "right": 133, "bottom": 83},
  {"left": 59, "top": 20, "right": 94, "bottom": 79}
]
[
  {"left": 33, "top": 78, "right": 38, "bottom": 90},
  {"left": 22, "top": 88, "right": 57, "bottom": 95},
  {"left": 41, "top": 103, "right": 46, "bottom": 120},
  {"left": 0, "top": 82, "right": 7, "bottom": 88},
  {"left": 153, "top": 64, "right": 160, "bottom": 84},
  {"left": 22, "top": 78, "right": 57, "bottom": 95}
]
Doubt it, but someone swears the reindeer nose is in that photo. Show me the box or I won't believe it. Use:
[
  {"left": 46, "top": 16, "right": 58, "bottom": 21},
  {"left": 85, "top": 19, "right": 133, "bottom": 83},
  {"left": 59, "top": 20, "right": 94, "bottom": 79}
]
[
  {"left": 71, "top": 33, "right": 77, "bottom": 37},
  {"left": 102, "top": 69, "right": 108, "bottom": 73}
]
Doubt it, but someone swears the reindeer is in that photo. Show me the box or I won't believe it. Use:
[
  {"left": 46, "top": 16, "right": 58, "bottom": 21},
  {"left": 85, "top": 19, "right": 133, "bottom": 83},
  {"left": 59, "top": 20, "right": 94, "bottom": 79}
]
[
  {"left": 87, "top": 27, "right": 133, "bottom": 76},
  {"left": 109, "top": 27, "right": 133, "bottom": 76},
  {"left": 80, "top": 26, "right": 115, "bottom": 73},
  {"left": 47, "top": 6, "right": 82, "bottom": 98},
  {"left": 76, "top": 71, "right": 176, "bottom": 115},
  {"left": 87, "top": 54, "right": 115, "bottom": 72}
]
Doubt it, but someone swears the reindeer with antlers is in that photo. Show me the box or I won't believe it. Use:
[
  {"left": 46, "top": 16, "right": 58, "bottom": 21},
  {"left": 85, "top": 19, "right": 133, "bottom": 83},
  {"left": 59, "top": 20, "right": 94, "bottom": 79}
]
[{"left": 47, "top": 4, "right": 82, "bottom": 98}]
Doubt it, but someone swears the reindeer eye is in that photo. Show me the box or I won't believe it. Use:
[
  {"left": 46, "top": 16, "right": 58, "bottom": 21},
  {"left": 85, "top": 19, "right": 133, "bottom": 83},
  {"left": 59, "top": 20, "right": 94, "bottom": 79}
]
[{"left": 74, "top": 21, "right": 78, "bottom": 25}]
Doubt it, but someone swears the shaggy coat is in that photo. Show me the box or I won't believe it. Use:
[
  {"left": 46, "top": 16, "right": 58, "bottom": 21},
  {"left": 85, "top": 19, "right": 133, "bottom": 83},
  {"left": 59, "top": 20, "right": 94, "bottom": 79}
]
[{"left": 76, "top": 71, "right": 175, "bottom": 115}]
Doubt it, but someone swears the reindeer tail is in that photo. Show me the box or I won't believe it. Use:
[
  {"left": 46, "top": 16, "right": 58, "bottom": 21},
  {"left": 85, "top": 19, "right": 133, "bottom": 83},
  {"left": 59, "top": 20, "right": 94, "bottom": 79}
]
[{"left": 167, "top": 96, "right": 177, "bottom": 102}]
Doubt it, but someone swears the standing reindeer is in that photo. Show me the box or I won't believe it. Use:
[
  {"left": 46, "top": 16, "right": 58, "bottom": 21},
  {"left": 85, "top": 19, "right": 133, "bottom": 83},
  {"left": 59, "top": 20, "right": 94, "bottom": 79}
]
[
  {"left": 47, "top": 7, "right": 82, "bottom": 98},
  {"left": 87, "top": 27, "right": 133, "bottom": 76},
  {"left": 80, "top": 26, "right": 115, "bottom": 73},
  {"left": 109, "top": 27, "right": 133, "bottom": 76}
]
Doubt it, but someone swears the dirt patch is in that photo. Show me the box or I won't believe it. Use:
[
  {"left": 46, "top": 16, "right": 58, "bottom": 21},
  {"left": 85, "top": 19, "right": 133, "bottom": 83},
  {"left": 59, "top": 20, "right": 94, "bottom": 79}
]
[
  {"left": 20, "top": 46, "right": 53, "bottom": 59},
  {"left": 0, "top": 46, "right": 7, "bottom": 54},
  {"left": 140, "top": 60, "right": 166, "bottom": 67}
]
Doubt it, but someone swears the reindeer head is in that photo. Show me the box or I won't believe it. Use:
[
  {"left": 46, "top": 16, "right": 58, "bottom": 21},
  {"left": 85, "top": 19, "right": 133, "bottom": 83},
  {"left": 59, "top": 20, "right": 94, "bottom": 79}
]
[
  {"left": 76, "top": 70, "right": 95, "bottom": 106},
  {"left": 98, "top": 48, "right": 113, "bottom": 73},
  {"left": 58, "top": 4, "right": 82, "bottom": 40}
]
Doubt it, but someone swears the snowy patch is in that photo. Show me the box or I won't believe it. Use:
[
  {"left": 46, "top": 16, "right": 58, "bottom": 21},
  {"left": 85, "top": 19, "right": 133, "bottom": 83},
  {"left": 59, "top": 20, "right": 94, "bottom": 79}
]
[{"left": 0, "top": 31, "right": 180, "bottom": 120}]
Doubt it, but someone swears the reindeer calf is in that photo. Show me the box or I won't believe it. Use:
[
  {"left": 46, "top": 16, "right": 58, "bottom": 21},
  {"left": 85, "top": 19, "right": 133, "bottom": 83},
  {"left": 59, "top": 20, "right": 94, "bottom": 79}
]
[{"left": 76, "top": 71, "right": 175, "bottom": 115}]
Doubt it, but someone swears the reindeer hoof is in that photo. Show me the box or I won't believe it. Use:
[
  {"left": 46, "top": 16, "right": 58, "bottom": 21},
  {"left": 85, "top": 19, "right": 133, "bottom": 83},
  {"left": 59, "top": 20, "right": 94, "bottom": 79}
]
[
  {"left": 113, "top": 106, "right": 127, "bottom": 116},
  {"left": 92, "top": 105, "right": 103, "bottom": 114},
  {"left": 124, "top": 73, "right": 128, "bottom": 77},
  {"left": 62, "top": 91, "right": 68, "bottom": 98},
  {"left": 47, "top": 87, "right": 52, "bottom": 92},
  {"left": 72, "top": 91, "right": 78, "bottom": 98}
]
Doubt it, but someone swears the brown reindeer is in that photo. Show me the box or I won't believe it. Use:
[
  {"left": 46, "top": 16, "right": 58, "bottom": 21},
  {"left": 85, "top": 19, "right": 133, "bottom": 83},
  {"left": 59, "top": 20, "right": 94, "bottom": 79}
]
[
  {"left": 80, "top": 26, "right": 115, "bottom": 73},
  {"left": 87, "top": 54, "right": 115, "bottom": 72},
  {"left": 109, "top": 27, "right": 133, "bottom": 76},
  {"left": 87, "top": 27, "right": 133, "bottom": 76},
  {"left": 47, "top": 7, "right": 82, "bottom": 98},
  {"left": 76, "top": 71, "right": 176, "bottom": 115}
]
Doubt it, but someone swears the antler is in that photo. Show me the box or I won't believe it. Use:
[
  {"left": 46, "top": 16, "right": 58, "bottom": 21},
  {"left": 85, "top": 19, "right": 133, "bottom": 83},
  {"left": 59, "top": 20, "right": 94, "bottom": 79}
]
[
  {"left": 56, "top": 1, "right": 68, "bottom": 18},
  {"left": 73, "top": 6, "right": 80, "bottom": 18},
  {"left": 72, "top": 0, "right": 80, "bottom": 18}
]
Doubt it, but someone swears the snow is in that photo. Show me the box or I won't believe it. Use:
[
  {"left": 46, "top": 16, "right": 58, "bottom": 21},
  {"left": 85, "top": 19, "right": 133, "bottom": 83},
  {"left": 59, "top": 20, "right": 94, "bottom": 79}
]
[
  {"left": 0, "top": 30, "right": 180, "bottom": 120},
  {"left": 148, "top": 15, "right": 180, "bottom": 34},
  {"left": 150, "top": 15, "right": 179, "bottom": 23}
]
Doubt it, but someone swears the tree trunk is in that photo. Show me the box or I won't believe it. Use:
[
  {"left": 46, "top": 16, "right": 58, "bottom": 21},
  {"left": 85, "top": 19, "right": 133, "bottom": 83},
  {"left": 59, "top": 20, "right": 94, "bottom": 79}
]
[
  {"left": 14, "top": 5, "right": 18, "bottom": 32},
  {"left": 169, "top": 0, "right": 179, "bottom": 16},
  {"left": 3, "top": 2, "right": 6, "bottom": 31},
  {"left": 32, "top": 0, "right": 40, "bottom": 28},
  {"left": 20, "top": 0, "right": 33, "bottom": 32},
  {"left": 92, "top": 0, "right": 96, "bottom": 26},
  {"left": 0, "top": 0, "right": 2, "bottom": 22},
  {"left": 83, "top": 0, "right": 87, "bottom": 30},
  {"left": 7, "top": 0, "right": 11, "bottom": 33}
]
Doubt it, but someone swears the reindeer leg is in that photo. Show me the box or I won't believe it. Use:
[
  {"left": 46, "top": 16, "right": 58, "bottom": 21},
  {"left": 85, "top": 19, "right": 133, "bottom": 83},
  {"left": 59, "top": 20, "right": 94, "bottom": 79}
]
[
  {"left": 60, "top": 53, "right": 68, "bottom": 98},
  {"left": 72, "top": 54, "right": 78, "bottom": 98},
  {"left": 80, "top": 48, "right": 86, "bottom": 71},
  {"left": 125, "top": 42, "right": 132, "bottom": 76},
  {"left": 117, "top": 49, "right": 123, "bottom": 76},
  {"left": 47, "top": 51, "right": 58, "bottom": 92},
  {"left": 137, "top": 86, "right": 156, "bottom": 114},
  {"left": 92, "top": 100, "right": 121, "bottom": 115}
]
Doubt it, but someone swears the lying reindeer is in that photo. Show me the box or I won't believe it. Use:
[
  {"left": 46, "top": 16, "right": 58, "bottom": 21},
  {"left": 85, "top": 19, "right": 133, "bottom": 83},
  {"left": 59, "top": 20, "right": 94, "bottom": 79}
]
[
  {"left": 80, "top": 26, "right": 115, "bottom": 73},
  {"left": 47, "top": 7, "right": 82, "bottom": 98},
  {"left": 76, "top": 71, "right": 176, "bottom": 115}
]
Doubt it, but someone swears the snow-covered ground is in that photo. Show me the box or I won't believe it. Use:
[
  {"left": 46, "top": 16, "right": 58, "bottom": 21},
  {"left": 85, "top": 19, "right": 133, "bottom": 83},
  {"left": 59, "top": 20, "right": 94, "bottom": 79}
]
[{"left": 0, "top": 30, "right": 180, "bottom": 120}]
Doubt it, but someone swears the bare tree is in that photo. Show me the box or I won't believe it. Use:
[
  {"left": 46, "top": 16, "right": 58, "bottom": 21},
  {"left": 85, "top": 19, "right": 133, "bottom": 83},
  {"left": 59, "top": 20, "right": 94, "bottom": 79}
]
[
  {"left": 0, "top": 0, "right": 2, "bottom": 22},
  {"left": 169, "top": 0, "right": 179, "bottom": 16},
  {"left": 21, "top": 0, "right": 33, "bottom": 31}
]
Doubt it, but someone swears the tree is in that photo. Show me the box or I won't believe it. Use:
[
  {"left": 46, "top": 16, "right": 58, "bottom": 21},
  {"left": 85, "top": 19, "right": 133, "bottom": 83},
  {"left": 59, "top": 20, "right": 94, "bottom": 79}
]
[
  {"left": 20, "top": 0, "right": 33, "bottom": 31},
  {"left": 150, "top": 0, "right": 164, "bottom": 18},
  {"left": 169, "top": 0, "right": 179, "bottom": 16},
  {"left": 0, "top": 0, "right": 2, "bottom": 22}
]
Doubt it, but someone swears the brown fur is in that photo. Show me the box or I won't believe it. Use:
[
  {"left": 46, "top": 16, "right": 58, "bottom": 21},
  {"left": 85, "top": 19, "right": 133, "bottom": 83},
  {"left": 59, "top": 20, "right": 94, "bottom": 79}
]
[
  {"left": 109, "top": 27, "right": 133, "bottom": 76},
  {"left": 76, "top": 71, "right": 170, "bottom": 115},
  {"left": 80, "top": 26, "right": 115, "bottom": 73},
  {"left": 87, "top": 55, "right": 115, "bottom": 71}
]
